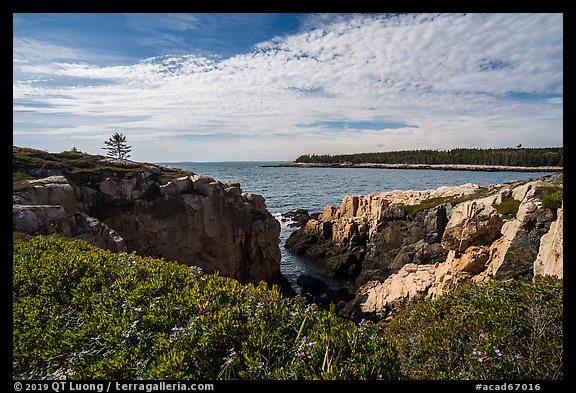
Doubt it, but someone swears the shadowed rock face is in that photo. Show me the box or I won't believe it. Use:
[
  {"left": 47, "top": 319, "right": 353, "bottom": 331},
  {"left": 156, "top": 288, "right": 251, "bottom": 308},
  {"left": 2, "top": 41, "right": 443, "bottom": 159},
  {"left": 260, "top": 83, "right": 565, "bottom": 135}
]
[
  {"left": 93, "top": 175, "right": 281, "bottom": 283},
  {"left": 285, "top": 174, "right": 563, "bottom": 322},
  {"left": 13, "top": 155, "right": 281, "bottom": 284}
]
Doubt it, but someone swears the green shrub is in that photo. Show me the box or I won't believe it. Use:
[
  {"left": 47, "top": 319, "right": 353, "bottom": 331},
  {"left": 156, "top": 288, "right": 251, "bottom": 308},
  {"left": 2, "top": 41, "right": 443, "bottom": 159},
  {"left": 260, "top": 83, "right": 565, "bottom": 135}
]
[
  {"left": 13, "top": 236, "right": 400, "bottom": 380},
  {"left": 494, "top": 198, "right": 521, "bottom": 215},
  {"left": 540, "top": 190, "right": 563, "bottom": 210},
  {"left": 385, "top": 278, "right": 563, "bottom": 380}
]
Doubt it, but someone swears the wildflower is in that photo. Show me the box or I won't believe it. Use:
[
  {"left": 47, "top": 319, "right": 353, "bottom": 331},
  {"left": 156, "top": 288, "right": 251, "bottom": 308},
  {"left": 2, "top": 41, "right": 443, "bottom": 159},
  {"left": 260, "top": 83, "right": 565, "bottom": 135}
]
[
  {"left": 494, "top": 349, "right": 503, "bottom": 357},
  {"left": 134, "top": 307, "right": 142, "bottom": 312},
  {"left": 289, "top": 311, "right": 297, "bottom": 316},
  {"left": 477, "top": 357, "right": 484, "bottom": 363},
  {"left": 190, "top": 266, "right": 203, "bottom": 275},
  {"left": 256, "top": 301, "right": 263, "bottom": 308},
  {"left": 170, "top": 325, "right": 185, "bottom": 338},
  {"left": 515, "top": 354, "right": 523, "bottom": 360}
]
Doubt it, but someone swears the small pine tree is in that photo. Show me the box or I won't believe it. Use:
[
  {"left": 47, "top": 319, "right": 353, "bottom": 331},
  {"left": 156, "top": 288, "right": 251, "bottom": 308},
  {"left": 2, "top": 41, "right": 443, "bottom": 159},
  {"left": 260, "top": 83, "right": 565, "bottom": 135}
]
[{"left": 103, "top": 132, "right": 131, "bottom": 160}]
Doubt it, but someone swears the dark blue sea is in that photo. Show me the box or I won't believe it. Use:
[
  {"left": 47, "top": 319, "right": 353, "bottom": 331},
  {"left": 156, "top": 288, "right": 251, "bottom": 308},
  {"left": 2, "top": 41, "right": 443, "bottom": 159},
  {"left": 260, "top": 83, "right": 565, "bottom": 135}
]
[{"left": 158, "top": 161, "right": 552, "bottom": 292}]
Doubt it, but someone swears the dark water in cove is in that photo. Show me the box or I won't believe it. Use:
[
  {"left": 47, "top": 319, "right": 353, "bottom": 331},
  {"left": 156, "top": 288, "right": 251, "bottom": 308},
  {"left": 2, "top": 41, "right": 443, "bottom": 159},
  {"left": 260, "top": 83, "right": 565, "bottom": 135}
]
[{"left": 158, "top": 161, "right": 552, "bottom": 292}]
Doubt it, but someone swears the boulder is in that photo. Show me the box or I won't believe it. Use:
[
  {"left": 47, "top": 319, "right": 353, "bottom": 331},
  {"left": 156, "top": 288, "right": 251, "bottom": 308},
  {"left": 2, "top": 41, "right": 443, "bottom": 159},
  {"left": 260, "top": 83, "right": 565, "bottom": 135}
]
[
  {"left": 13, "top": 204, "right": 67, "bottom": 233},
  {"left": 282, "top": 209, "right": 311, "bottom": 227},
  {"left": 447, "top": 246, "right": 490, "bottom": 275},
  {"left": 440, "top": 196, "right": 503, "bottom": 252},
  {"left": 14, "top": 175, "right": 76, "bottom": 215},
  {"left": 355, "top": 263, "right": 437, "bottom": 321},
  {"left": 297, "top": 274, "right": 329, "bottom": 293},
  {"left": 534, "top": 203, "right": 563, "bottom": 278}
]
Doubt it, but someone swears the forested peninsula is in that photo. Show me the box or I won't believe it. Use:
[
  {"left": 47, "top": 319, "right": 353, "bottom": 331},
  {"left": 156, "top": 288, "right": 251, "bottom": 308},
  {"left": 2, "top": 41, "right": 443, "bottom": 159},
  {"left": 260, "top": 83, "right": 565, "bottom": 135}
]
[{"left": 293, "top": 147, "right": 563, "bottom": 168}]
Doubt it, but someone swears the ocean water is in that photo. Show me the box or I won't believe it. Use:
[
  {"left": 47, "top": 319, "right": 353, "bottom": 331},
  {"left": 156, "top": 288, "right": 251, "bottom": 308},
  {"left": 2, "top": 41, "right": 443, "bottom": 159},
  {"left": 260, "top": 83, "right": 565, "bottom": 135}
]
[{"left": 159, "top": 161, "right": 553, "bottom": 292}]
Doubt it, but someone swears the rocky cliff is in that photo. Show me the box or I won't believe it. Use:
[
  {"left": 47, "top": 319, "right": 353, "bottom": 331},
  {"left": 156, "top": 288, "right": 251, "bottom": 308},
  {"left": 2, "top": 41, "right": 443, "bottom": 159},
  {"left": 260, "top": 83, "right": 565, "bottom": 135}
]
[
  {"left": 13, "top": 147, "right": 281, "bottom": 284},
  {"left": 285, "top": 172, "right": 563, "bottom": 321}
]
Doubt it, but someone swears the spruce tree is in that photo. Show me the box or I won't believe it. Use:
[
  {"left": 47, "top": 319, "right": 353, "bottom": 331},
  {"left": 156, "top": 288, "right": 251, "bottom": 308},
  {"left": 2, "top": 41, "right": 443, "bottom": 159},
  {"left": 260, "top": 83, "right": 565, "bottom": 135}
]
[{"left": 103, "top": 132, "right": 131, "bottom": 159}]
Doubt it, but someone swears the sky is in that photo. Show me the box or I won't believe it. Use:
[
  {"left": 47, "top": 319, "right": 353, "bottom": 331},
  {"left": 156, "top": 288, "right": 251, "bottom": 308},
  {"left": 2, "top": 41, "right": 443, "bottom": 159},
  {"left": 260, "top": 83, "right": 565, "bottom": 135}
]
[{"left": 13, "top": 13, "right": 563, "bottom": 162}]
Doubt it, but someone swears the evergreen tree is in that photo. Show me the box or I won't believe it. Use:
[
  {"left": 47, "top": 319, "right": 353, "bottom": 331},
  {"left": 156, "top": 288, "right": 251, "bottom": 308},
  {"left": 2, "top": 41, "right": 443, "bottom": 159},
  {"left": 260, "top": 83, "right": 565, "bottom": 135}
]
[{"left": 103, "top": 132, "right": 131, "bottom": 159}]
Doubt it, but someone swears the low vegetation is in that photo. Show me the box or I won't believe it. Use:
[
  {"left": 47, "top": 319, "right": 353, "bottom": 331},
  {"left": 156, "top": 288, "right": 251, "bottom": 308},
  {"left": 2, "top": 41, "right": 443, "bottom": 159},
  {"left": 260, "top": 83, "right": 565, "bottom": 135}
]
[
  {"left": 397, "top": 186, "right": 490, "bottom": 215},
  {"left": 540, "top": 190, "right": 563, "bottom": 210},
  {"left": 534, "top": 185, "right": 563, "bottom": 210},
  {"left": 12, "top": 146, "right": 190, "bottom": 187},
  {"left": 13, "top": 235, "right": 563, "bottom": 380},
  {"left": 13, "top": 236, "right": 400, "bottom": 380},
  {"left": 295, "top": 147, "right": 563, "bottom": 167},
  {"left": 385, "top": 277, "right": 563, "bottom": 380},
  {"left": 493, "top": 197, "right": 522, "bottom": 215}
]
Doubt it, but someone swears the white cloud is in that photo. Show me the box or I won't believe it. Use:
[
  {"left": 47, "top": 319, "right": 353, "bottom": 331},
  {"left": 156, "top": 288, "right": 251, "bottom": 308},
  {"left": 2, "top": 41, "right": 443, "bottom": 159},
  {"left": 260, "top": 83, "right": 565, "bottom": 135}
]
[
  {"left": 13, "top": 37, "right": 90, "bottom": 65},
  {"left": 13, "top": 13, "right": 563, "bottom": 162},
  {"left": 127, "top": 13, "right": 201, "bottom": 33}
]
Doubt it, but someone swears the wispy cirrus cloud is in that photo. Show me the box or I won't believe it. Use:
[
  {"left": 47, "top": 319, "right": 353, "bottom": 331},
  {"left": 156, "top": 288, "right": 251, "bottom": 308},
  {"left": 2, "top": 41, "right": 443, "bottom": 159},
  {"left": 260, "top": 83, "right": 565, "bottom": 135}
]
[{"left": 13, "top": 13, "right": 562, "bottom": 162}]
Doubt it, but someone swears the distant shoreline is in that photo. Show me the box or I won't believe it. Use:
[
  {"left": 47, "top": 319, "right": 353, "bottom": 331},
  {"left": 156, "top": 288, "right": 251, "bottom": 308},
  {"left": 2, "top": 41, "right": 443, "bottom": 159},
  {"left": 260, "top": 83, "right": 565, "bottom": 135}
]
[{"left": 261, "top": 162, "right": 562, "bottom": 173}]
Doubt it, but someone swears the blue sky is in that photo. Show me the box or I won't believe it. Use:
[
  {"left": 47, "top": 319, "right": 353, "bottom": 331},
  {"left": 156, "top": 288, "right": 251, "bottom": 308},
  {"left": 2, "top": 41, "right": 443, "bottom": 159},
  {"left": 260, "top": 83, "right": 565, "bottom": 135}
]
[{"left": 13, "top": 13, "right": 563, "bottom": 162}]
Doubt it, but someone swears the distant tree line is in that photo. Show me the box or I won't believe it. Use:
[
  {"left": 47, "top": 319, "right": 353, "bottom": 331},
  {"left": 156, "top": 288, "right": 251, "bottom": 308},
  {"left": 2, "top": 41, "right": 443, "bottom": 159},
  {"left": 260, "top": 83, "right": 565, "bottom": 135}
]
[{"left": 295, "top": 147, "right": 563, "bottom": 167}]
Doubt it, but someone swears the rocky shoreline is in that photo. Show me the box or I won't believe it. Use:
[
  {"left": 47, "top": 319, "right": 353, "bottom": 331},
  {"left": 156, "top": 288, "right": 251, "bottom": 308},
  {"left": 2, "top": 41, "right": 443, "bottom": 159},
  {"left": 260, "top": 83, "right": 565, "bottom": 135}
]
[
  {"left": 283, "top": 172, "right": 563, "bottom": 322},
  {"left": 263, "top": 162, "right": 562, "bottom": 172},
  {"left": 12, "top": 147, "right": 564, "bottom": 325},
  {"left": 13, "top": 148, "right": 281, "bottom": 285}
]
